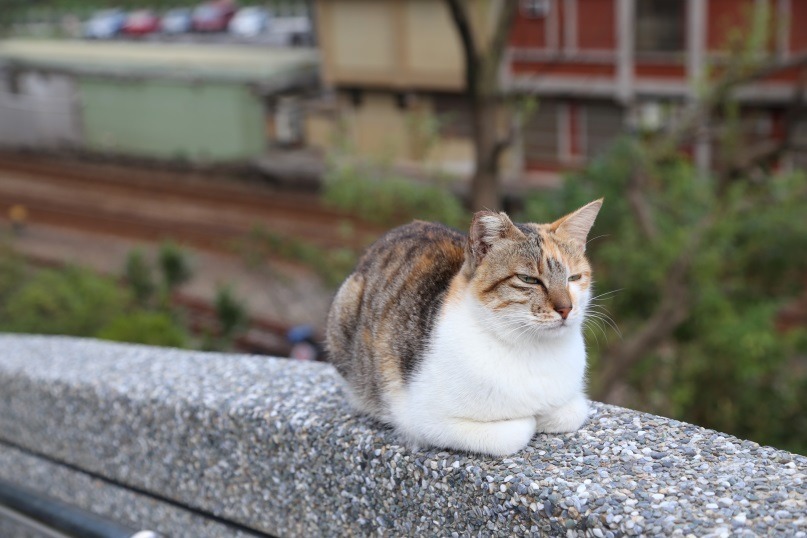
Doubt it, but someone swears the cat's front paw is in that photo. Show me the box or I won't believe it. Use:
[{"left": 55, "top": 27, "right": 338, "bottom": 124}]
[
  {"left": 535, "top": 396, "right": 589, "bottom": 433},
  {"left": 412, "top": 415, "right": 537, "bottom": 457}
]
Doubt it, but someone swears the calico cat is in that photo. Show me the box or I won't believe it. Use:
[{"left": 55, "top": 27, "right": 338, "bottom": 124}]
[{"left": 326, "top": 199, "right": 603, "bottom": 456}]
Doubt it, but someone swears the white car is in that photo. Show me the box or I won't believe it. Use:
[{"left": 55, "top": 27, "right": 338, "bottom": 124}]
[
  {"left": 228, "top": 7, "right": 270, "bottom": 37},
  {"left": 161, "top": 8, "right": 193, "bottom": 34},
  {"left": 83, "top": 9, "right": 126, "bottom": 39}
]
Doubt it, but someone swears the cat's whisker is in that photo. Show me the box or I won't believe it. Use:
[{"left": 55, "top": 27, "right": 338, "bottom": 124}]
[
  {"left": 585, "top": 310, "right": 622, "bottom": 340},
  {"left": 586, "top": 305, "right": 621, "bottom": 334},
  {"left": 583, "top": 316, "right": 608, "bottom": 345},
  {"left": 589, "top": 288, "right": 624, "bottom": 302},
  {"left": 586, "top": 234, "right": 610, "bottom": 246},
  {"left": 489, "top": 318, "right": 535, "bottom": 340},
  {"left": 487, "top": 318, "right": 533, "bottom": 335},
  {"left": 583, "top": 323, "right": 603, "bottom": 350},
  {"left": 587, "top": 303, "right": 617, "bottom": 318}
]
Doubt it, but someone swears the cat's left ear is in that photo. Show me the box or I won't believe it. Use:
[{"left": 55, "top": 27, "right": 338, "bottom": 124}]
[
  {"left": 468, "top": 210, "right": 523, "bottom": 265},
  {"left": 550, "top": 199, "right": 603, "bottom": 249}
]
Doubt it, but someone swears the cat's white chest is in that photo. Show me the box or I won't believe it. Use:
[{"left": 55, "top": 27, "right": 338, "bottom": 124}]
[{"left": 400, "top": 295, "right": 586, "bottom": 422}]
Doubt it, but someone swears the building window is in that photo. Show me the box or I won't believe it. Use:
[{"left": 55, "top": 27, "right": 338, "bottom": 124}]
[
  {"left": 636, "top": 0, "right": 685, "bottom": 54},
  {"left": 523, "top": 99, "right": 560, "bottom": 164},
  {"left": 521, "top": 0, "right": 551, "bottom": 19},
  {"left": 585, "top": 102, "right": 624, "bottom": 159}
]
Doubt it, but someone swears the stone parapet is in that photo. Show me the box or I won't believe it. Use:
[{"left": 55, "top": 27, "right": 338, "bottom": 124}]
[{"left": 0, "top": 335, "right": 805, "bottom": 537}]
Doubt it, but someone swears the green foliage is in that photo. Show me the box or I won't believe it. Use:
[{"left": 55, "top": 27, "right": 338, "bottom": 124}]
[
  {"left": 522, "top": 139, "right": 807, "bottom": 454},
  {"left": 124, "top": 249, "right": 156, "bottom": 306},
  {"left": 0, "top": 248, "right": 203, "bottom": 352},
  {"left": 0, "top": 241, "right": 27, "bottom": 306},
  {"left": 158, "top": 241, "right": 192, "bottom": 292},
  {"left": 214, "top": 284, "right": 247, "bottom": 340},
  {"left": 97, "top": 311, "right": 187, "bottom": 348},
  {"left": 2, "top": 266, "right": 130, "bottom": 337},
  {"left": 322, "top": 160, "right": 468, "bottom": 229}
]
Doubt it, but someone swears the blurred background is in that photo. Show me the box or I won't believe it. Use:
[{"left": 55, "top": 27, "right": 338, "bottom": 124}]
[{"left": 0, "top": 0, "right": 805, "bottom": 454}]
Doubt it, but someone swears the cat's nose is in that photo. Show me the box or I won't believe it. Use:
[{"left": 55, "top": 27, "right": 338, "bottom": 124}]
[{"left": 555, "top": 305, "right": 572, "bottom": 320}]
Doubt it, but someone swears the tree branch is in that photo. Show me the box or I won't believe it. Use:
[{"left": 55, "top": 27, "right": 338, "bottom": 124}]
[
  {"left": 626, "top": 167, "right": 659, "bottom": 240},
  {"left": 488, "top": 1, "right": 518, "bottom": 70},
  {"left": 660, "top": 53, "right": 807, "bottom": 153},
  {"left": 445, "top": 0, "right": 478, "bottom": 95},
  {"left": 594, "top": 217, "right": 714, "bottom": 402}
]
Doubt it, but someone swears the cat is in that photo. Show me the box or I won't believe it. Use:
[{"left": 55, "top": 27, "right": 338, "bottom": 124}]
[{"left": 326, "top": 199, "right": 603, "bottom": 456}]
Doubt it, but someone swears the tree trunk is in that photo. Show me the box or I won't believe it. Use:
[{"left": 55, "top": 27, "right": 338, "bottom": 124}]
[
  {"left": 470, "top": 96, "right": 501, "bottom": 211},
  {"left": 445, "top": 0, "right": 517, "bottom": 212}
]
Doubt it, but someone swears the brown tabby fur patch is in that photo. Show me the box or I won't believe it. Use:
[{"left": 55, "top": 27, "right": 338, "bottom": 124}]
[{"left": 326, "top": 221, "right": 464, "bottom": 414}]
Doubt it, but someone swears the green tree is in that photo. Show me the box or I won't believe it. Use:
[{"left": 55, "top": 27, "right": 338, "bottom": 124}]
[
  {"left": 522, "top": 3, "right": 807, "bottom": 453},
  {"left": 524, "top": 140, "right": 807, "bottom": 454}
]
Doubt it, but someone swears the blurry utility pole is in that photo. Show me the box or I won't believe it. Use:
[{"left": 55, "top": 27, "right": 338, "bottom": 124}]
[{"left": 445, "top": 0, "right": 517, "bottom": 211}]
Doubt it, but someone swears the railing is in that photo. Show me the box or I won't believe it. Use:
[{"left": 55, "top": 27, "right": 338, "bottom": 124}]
[{"left": 0, "top": 335, "right": 804, "bottom": 537}]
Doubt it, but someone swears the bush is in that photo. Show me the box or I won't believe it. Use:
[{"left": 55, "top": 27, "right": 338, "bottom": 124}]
[
  {"left": 214, "top": 284, "right": 247, "bottom": 340},
  {"left": 0, "top": 241, "right": 26, "bottom": 305},
  {"left": 97, "top": 311, "right": 188, "bottom": 348},
  {"left": 322, "top": 161, "right": 467, "bottom": 229},
  {"left": 3, "top": 266, "right": 130, "bottom": 337},
  {"left": 124, "top": 249, "right": 156, "bottom": 305},
  {"left": 239, "top": 225, "right": 358, "bottom": 288},
  {"left": 158, "top": 241, "right": 192, "bottom": 292}
]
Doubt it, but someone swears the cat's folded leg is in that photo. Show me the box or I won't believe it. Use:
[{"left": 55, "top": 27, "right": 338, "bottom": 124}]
[
  {"left": 534, "top": 394, "right": 590, "bottom": 434},
  {"left": 409, "top": 415, "right": 537, "bottom": 457}
]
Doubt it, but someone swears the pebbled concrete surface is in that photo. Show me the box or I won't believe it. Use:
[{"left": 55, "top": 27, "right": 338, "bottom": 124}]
[
  {"left": 0, "top": 335, "right": 805, "bottom": 537},
  {"left": 0, "top": 443, "right": 263, "bottom": 538}
]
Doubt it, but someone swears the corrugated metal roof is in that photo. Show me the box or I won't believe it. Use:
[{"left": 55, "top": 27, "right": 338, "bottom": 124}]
[{"left": 0, "top": 39, "right": 320, "bottom": 88}]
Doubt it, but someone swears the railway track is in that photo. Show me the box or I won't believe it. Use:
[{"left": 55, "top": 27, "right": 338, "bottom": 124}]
[{"left": 0, "top": 153, "right": 382, "bottom": 252}]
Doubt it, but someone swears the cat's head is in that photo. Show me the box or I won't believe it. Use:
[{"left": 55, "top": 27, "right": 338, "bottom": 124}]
[{"left": 462, "top": 199, "right": 603, "bottom": 338}]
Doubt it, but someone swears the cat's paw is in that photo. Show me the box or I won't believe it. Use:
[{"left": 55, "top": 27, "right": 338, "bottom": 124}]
[
  {"left": 409, "top": 415, "right": 537, "bottom": 457},
  {"left": 461, "top": 416, "right": 537, "bottom": 456},
  {"left": 535, "top": 396, "right": 589, "bottom": 434}
]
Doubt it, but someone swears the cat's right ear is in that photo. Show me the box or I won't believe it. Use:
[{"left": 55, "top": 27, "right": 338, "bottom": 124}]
[{"left": 468, "top": 211, "right": 521, "bottom": 267}]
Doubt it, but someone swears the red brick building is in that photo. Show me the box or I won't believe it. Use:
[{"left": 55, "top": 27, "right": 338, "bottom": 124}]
[{"left": 505, "top": 0, "right": 807, "bottom": 180}]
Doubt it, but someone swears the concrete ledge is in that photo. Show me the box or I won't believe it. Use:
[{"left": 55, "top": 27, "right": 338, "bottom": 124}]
[{"left": 0, "top": 335, "right": 805, "bottom": 537}]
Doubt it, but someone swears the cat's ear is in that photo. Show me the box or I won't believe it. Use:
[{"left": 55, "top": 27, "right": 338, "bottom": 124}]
[
  {"left": 468, "top": 211, "right": 523, "bottom": 264},
  {"left": 550, "top": 199, "right": 603, "bottom": 249}
]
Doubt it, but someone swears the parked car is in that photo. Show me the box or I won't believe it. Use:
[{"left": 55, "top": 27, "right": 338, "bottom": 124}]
[
  {"left": 192, "top": 1, "right": 237, "bottom": 32},
  {"left": 228, "top": 7, "right": 270, "bottom": 37},
  {"left": 83, "top": 9, "right": 126, "bottom": 39},
  {"left": 121, "top": 10, "right": 161, "bottom": 36},
  {"left": 161, "top": 8, "right": 193, "bottom": 34}
]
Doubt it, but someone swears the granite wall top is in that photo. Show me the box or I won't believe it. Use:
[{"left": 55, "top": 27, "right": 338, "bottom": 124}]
[{"left": 0, "top": 335, "right": 805, "bottom": 537}]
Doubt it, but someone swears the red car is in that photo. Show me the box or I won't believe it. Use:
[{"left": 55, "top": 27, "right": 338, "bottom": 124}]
[
  {"left": 121, "top": 10, "right": 161, "bottom": 36},
  {"left": 192, "top": 1, "right": 237, "bottom": 32}
]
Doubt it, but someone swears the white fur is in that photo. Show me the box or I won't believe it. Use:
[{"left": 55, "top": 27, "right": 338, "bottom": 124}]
[{"left": 387, "top": 286, "right": 590, "bottom": 457}]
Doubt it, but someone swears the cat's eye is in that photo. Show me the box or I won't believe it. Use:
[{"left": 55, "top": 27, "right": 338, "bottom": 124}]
[
  {"left": 568, "top": 274, "right": 582, "bottom": 282},
  {"left": 516, "top": 274, "right": 541, "bottom": 285}
]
